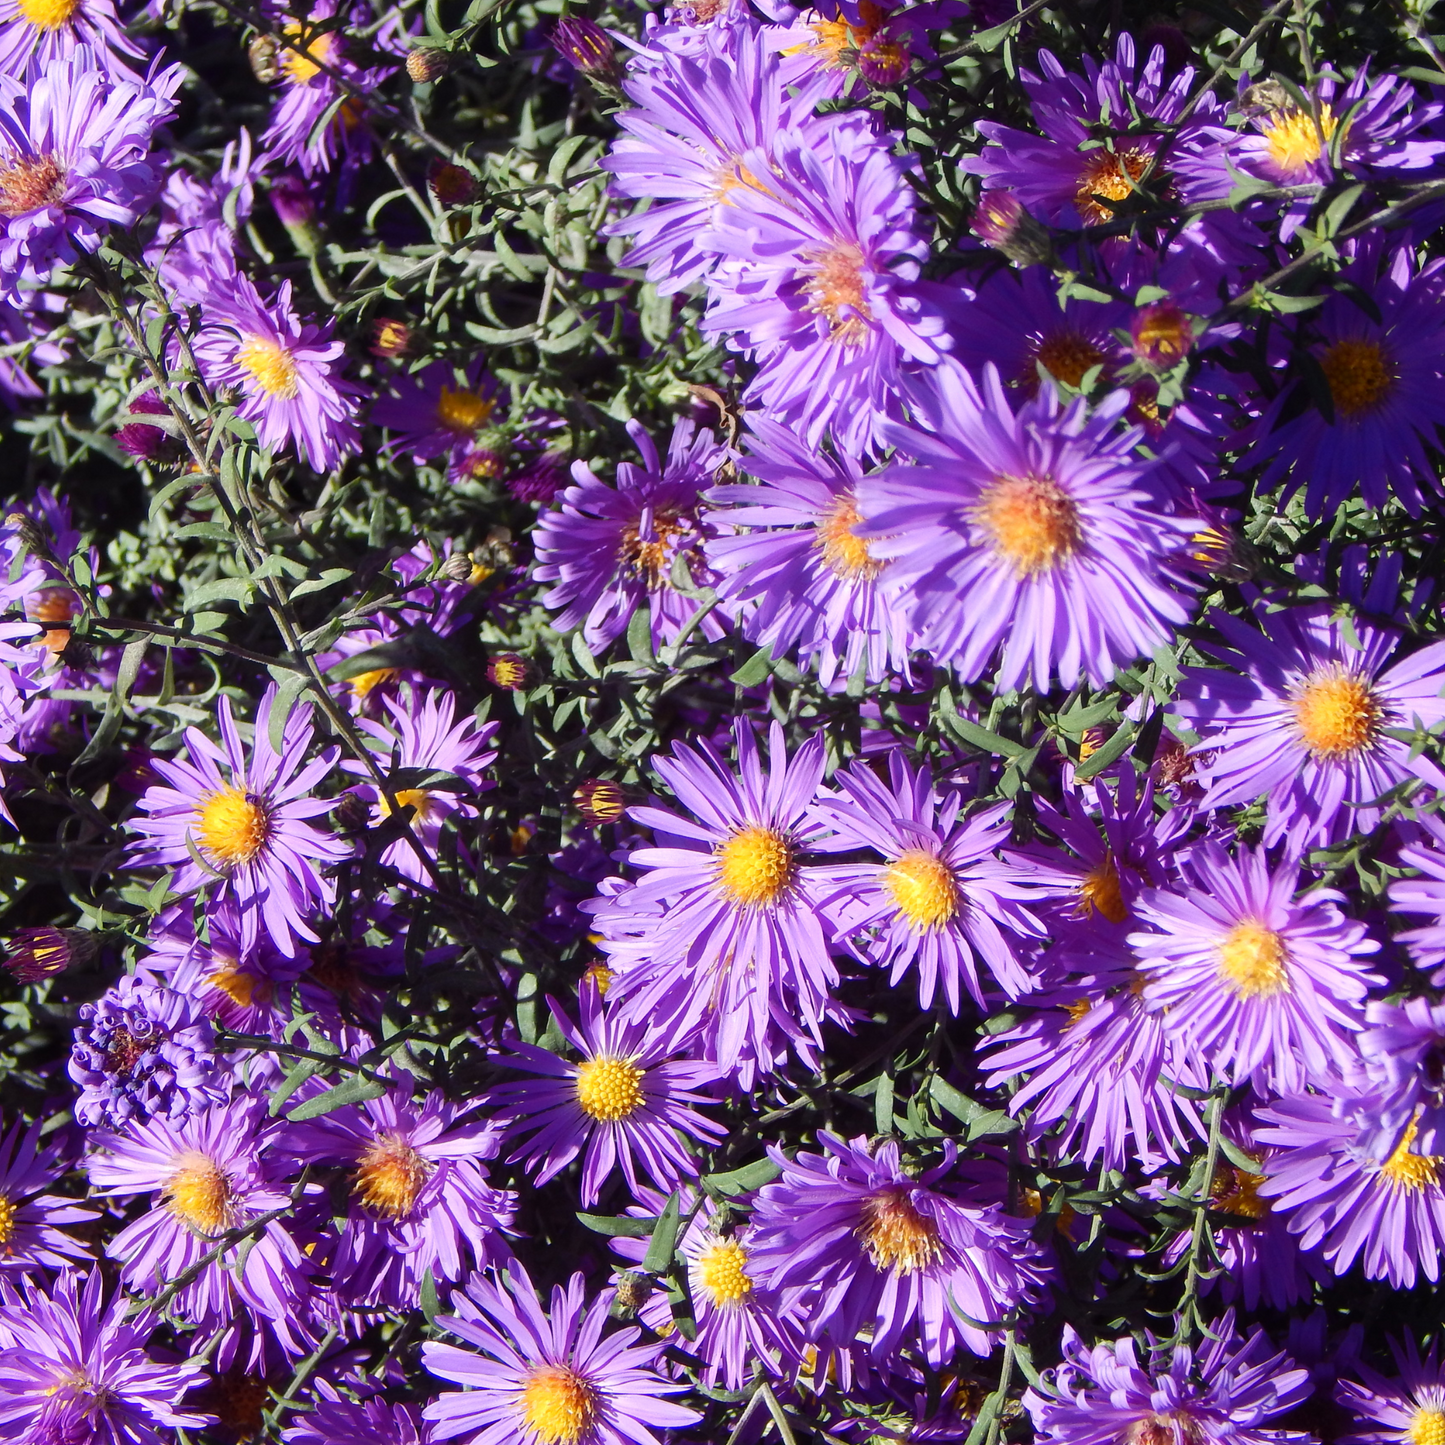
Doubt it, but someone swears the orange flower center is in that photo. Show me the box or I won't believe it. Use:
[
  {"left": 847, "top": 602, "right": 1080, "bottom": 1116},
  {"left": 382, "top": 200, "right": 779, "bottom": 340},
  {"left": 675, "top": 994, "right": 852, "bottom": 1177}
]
[
  {"left": 1025, "top": 330, "right": 1106, "bottom": 392},
  {"left": 236, "top": 336, "right": 300, "bottom": 399},
  {"left": 1319, "top": 338, "right": 1395, "bottom": 418},
  {"left": 354, "top": 1134, "right": 431, "bottom": 1219},
  {"left": 195, "top": 785, "right": 271, "bottom": 868},
  {"left": 0, "top": 154, "right": 65, "bottom": 217},
  {"left": 695, "top": 1236, "right": 753, "bottom": 1306},
  {"left": 17, "top": 0, "right": 80, "bottom": 28},
  {"left": 1408, "top": 1408, "right": 1445, "bottom": 1445},
  {"left": 1074, "top": 147, "right": 1153, "bottom": 224},
  {"left": 974, "top": 473, "right": 1082, "bottom": 577},
  {"left": 1076, "top": 854, "right": 1127, "bottom": 924},
  {"left": 804, "top": 241, "right": 872, "bottom": 347},
  {"left": 1216, "top": 920, "right": 1288, "bottom": 999},
  {"left": 280, "top": 23, "right": 339, "bottom": 84},
  {"left": 858, "top": 1187, "right": 942, "bottom": 1273},
  {"left": 1210, "top": 1161, "right": 1271, "bottom": 1220},
  {"left": 715, "top": 824, "right": 796, "bottom": 906},
  {"left": 164, "top": 1150, "right": 237, "bottom": 1236},
  {"left": 519, "top": 1366, "right": 599, "bottom": 1445},
  {"left": 883, "top": 849, "right": 960, "bottom": 930},
  {"left": 1263, "top": 104, "right": 1338, "bottom": 176},
  {"left": 1290, "top": 666, "right": 1383, "bottom": 758},
  {"left": 815, "top": 493, "right": 882, "bottom": 580},
  {"left": 574, "top": 1057, "right": 645, "bottom": 1121},
  {"left": 1380, "top": 1115, "right": 1442, "bottom": 1194},
  {"left": 435, "top": 385, "right": 494, "bottom": 435}
]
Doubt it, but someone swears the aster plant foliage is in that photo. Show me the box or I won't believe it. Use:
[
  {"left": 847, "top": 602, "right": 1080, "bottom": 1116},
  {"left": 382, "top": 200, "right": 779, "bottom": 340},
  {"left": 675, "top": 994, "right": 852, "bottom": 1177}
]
[{"left": 7, "top": 0, "right": 1445, "bottom": 1436}]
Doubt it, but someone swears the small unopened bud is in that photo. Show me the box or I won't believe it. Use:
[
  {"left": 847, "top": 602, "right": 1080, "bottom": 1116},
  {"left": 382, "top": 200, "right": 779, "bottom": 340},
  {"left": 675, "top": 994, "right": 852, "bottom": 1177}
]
[
  {"left": 574, "top": 778, "right": 627, "bottom": 826},
  {"left": 114, "top": 390, "right": 172, "bottom": 461},
  {"left": 1131, "top": 300, "right": 1194, "bottom": 372},
  {"left": 970, "top": 188, "right": 1052, "bottom": 268},
  {"left": 856, "top": 30, "right": 910, "bottom": 86},
  {"left": 454, "top": 441, "right": 505, "bottom": 481},
  {"left": 405, "top": 46, "right": 450, "bottom": 82},
  {"left": 270, "top": 174, "right": 320, "bottom": 257},
  {"left": 248, "top": 32, "right": 280, "bottom": 82},
  {"left": 428, "top": 161, "right": 480, "bottom": 207},
  {"left": 440, "top": 553, "right": 474, "bottom": 582},
  {"left": 3, "top": 512, "right": 45, "bottom": 554},
  {"left": 370, "top": 318, "right": 412, "bottom": 359},
  {"left": 487, "top": 653, "right": 535, "bottom": 690},
  {"left": 613, "top": 1271, "right": 652, "bottom": 1316},
  {"left": 551, "top": 16, "right": 623, "bottom": 87},
  {"left": 4, "top": 927, "right": 97, "bottom": 983}
]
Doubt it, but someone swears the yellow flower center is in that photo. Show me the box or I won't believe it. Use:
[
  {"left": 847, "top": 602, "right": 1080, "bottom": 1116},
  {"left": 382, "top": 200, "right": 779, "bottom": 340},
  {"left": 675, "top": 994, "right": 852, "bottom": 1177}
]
[
  {"left": 1076, "top": 854, "right": 1127, "bottom": 924},
  {"left": 574, "top": 1057, "right": 645, "bottom": 1122},
  {"left": 715, "top": 824, "right": 796, "bottom": 907},
  {"left": 974, "top": 473, "right": 1082, "bottom": 577},
  {"left": 1380, "top": 1115, "right": 1442, "bottom": 1194},
  {"left": 1263, "top": 104, "right": 1338, "bottom": 176},
  {"left": 695, "top": 1237, "right": 753, "bottom": 1306},
  {"left": 519, "top": 1366, "right": 598, "bottom": 1445},
  {"left": 883, "top": 849, "right": 960, "bottom": 930},
  {"left": 859, "top": 1187, "right": 942, "bottom": 1274},
  {"left": 354, "top": 1134, "right": 431, "bottom": 1219},
  {"left": 164, "top": 1150, "right": 237, "bottom": 1236},
  {"left": 195, "top": 785, "right": 271, "bottom": 868},
  {"left": 378, "top": 787, "right": 435, "bottom": 822},
  {"left": 1409, "top": 1409, "right": 1445, "bottom": 1445},
  {"left": 1216, "top": 920, "right": 1289, "bottom": 999},
  {"left": 815, "top": 493, "right": 882, "bottom": 581},
  {"left": 1063, "top": 997, "right": 1092, "bottom": 1028},
  {"left": 1290, "top": 666, "right": 1384, "bottom": 758},
  {"left": 280, "top": 23, "right": 338, "bottom": 84},
  {"left": 0, "top": 154, "right": 66, "bottom": 218},
  {"left": 435, "top": 385, "right": 494, "bottom": 435},
  {"left": 350, "top": 667, "right": 399, "bottom": 700},
  {"left": 1319, "top": 338, "right": 1395, "bottom": 418},
  {"left": 16, "top": 0, "right": 80, "bottom": 27},
  {"left": 235, "top": 336, "right": 300, "bottom": 400},
  {"left": 1210, "top": 1162, "right": 1270, "bottom": 1220},
  {"left": 1074, "top": 147, "right": 1153, "bottom": 224},
  {"left": 804, "top": 241, "right": 872, "bottom": 347},
  {"left": 619, "top": 511, "right": 686, "bottom": 591},
  {"left": 1027, "top": 331, "right": 1106, "bottom": 392},
  {"left": 0, "top": 1192, "right": 15, "bottom": 1246},
  {"left": 206, "top": 961, "right": 270, "bottom": 1009}
]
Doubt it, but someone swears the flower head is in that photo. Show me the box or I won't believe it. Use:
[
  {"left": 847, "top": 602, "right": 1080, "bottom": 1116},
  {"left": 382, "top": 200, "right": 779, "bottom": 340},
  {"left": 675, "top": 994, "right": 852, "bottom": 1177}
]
[
  {"left": 370, "top": 360, "right": 500, "bottom": 478},
  {"left": 859, "top": 360, "right": 1196, "bottom": 690},
  {"left": 421, "top": 1262, "right": 699, "bottom": 1445},
  {"left": 1337, "top": 1339, "right": 1445, "bottom": 1445},
  {"left": 487, "top": 983, "right": 724, "bottom": 1205},
  {"left": 748, "top": 1133, "right": 1048, "bottom": 1365},
  {"left": 0, "top": 1118, "right": 96, "bottom": 1279},
  {"left": 127, "top": 685, "right": 351, "bottom": 956}
]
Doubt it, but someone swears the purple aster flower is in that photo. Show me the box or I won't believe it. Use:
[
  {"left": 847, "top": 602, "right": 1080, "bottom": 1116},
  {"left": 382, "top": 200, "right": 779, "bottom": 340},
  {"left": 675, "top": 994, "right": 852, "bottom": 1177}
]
[
  {"left": 748, "top": 1133, "right": 1047, "bottom": 1366},
  {"left": 0, "top": 0, "right": 145, "bottom": 75},
  {"left": 531, "top": 417, "right": 728, "bottom": 655},
  {"left": 610, "top": 1185, "right": 805, "bottom": 1390},
  {"left": 603, "top": 18, "right": 838, "bottom": 294},
  {"left": 485, "top": 983, "right": 724, "bottom": 1206},
  {"left": 1243, "top": 245, "right": 1445, "bottom": 516},
  {"left": 1129, "top": 843, "right": 1380, "bottom": 1093},
  {"left": 585, "top": 719, "right": 845, "bottom": 1086},
  {"left": 813, "top": 750, "right": 1049, "bottom": 1011},
  {"left": 1236, "top": 68, "right": 1445, "bottom": 235},
  {"left": 0, "top": 1268, "right": 210, "bottom": 1445},
  {"left": 68, "top": 971, "right": 228, "bottom": 1128},
  {"left": 1255, "top": 1079, "right": 1445, "bottom": 1288},
  {"left": 285, "top": 1384, "right": 429, "bottom": 1445},
  {"left": 281, "top": 1070, "right": 515, "bottom": 1311},
  {"left": 1353, "top": 997, "right": 1445, "bottom": 1158},
  {"left": 421, "top": 1262, "right": 699, "bottom": 1445},
  {"left": 370, "top": 360, "right": 500, "bottom": 478},
  {"left": 341, "top": 686, "right": 500, "bottom": 884},
  {"left": 857, "top": 360, "right": 1196, "bottom": 690},
  {"left": 189, "top": 271, "right": 363, "bottom": 472},
  {"left": 701, "top": 116, "right": 951, "bottom": 455},
  {"left": 86, "top": 1096, "right": 320, "bottom": 1356},
  {"left": 0, "top": 1117, "right": 96, "bottom": 1277},
  {"left": 703, "top": 416, "right": 915, "bottom": 686},
  {"left": 1337, "top": 1338, "right": 1445, "bottom": 1445},
  {"left": 1391, "top": 816, "right": 1445, "bottom": 984},
  {"left": 1172, "top": 600, "right": 1445, "bottom": 853},
  {"left": 1023, "top": 1311, "right": 1312, "bottom": 1445},
  {"left": 0, "top": 53, "right": 181, "bottom": 300},
  {"left": 260, "top": 3, "right": 388, "bottom": 178},
  {"left": 946, "top": 264, "right": 1128, "bottom": 397},
  {"left": 979, "top": 938, "right": 1211, "bottom": 1173},
  {"left": 127, "top": 684, "right": 351, "bottom": 957}
]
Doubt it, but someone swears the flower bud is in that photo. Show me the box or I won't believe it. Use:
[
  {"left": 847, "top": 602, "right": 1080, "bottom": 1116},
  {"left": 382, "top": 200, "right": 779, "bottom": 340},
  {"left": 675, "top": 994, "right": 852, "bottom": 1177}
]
[
  {"left": 440, "top": 553, "right": 475, "bottom": 582},
  {"left": 574, "top": 778, "right": 627, "bottom": 826},
  {"left": 428, "top": 161, "right": 480, "bottom": 208},
  {"left": 4, "top": 927, "right": 97, "bottom": 983},
  {"left": 612, "top": 1271, "right": 652, "bottom": 1316},
  {"left": 370, "top": 318, "right": 412, "bottom": 359},
  {"left": 552, "top": 16, "right": 623, "bottom": 87},
  {"left": 1131, "top": 301, "right": 1194, "bottom": 372},
  {"left": 114, "top": 390, "right": 172, "bottom": 461},
  {"left": 405, "top": 46, "right": 450, "bottom": 82},
  {"left": 248, "top": 32, "right": 280, "bottom": 82},
  {"left": 270, "top": 174, "right": 321, "bottom": 257},
  {"left": 487, "top": 653, "right": 535, "bottom": 690},
  {"left": 970, "top": 188, "right": 1052, "bottom": 268},
  {"left": 856, "top": 30, "right": 910, "bottom": 87}
]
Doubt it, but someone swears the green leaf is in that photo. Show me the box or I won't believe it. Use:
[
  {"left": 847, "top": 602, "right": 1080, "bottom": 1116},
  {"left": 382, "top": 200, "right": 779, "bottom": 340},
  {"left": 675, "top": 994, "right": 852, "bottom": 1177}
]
[
  {"left": 70, "top": 637, "right": 147, "bottom": 769},
  {"left": 729, "top": 646, "right": 773, "bottom": 688},
  {"left": 268, "top": 1055, "right": 323, "bottom": 1116},
  {"left": 577, "top": 1212, "right": 657, "bottom": 1238},
  {"left": 284, "top": 1075, "right": 387, "bottom": 1120},
  {"left": 874, "top": 1070, "right": 895, "bottom": 1135},
  {"left": 643, "top": 1191, "right": 682, "bottom": 1273},
  {"left": 290, "top": 568, "right": 353, "bottom": 601},
  {"left": 1073, "top": 721, "right": 1137, "bottom": 780},
  {"left": 420, "top": 1268, "right": 440, "bottom": 1326},
  {"left": 941, "top": 711, "right": 1026, "bottom": 760},
  {"left": 184, "top": 577, "right": 255, "bottom": 612},
  {"left": 703, "top": 1158, "right": 782, "bottom": 1195},
  {"left": 626, "top": 604, "right": 654, "bottom": 666}
]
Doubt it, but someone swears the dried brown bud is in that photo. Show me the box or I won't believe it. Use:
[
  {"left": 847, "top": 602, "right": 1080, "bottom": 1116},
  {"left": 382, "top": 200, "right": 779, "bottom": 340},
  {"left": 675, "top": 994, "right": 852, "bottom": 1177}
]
[
  {"left": 574, "top": 778, "right": 627, "bottom": 826},
  {"left": 405, "top": 46, "right": 450, "bottom": 82},
  {"left": 428, "top": 160, "right": 480, "bottom": 207}
]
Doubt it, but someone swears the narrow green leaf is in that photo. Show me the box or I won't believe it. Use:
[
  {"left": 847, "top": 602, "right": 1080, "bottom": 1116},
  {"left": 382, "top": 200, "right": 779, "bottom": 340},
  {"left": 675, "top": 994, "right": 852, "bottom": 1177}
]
[
  {"left": 268, "top": 1055, "right": 323, "bottom": 1116},
  {"left": 703, "top": 1158, "right": 782, "bottom": 1195},
  {"left": 284, "top": 1075, "right": 387, "bottom": 1120},
  {"left": 420, "top": 1268, "right": 440, "bottom": 1325},
  {"left": 729, "top": 646, "right": 773, "bottom": 688},
  {"left": 643, "top": 1191, "right": 682, "bottom": 1273},
  {"left": 577, "top": 1212, "right": 657, "bottom": 1238},
  {"left": 1073, "top": 721, "right": 1136, "bottom": 780}
]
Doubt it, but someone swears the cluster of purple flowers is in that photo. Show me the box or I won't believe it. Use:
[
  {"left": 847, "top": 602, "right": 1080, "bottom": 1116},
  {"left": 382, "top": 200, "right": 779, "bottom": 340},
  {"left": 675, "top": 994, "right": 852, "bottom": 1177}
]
[{"left": 6, "top": 0, "right": 1445, "bottom": 1438}]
